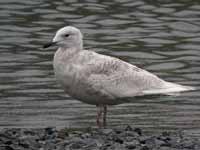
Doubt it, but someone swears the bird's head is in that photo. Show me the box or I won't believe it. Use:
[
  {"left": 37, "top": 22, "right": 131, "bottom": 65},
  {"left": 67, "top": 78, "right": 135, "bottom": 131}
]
[{"left": 44, "top": 26, "right": 83, "bottom": 50}]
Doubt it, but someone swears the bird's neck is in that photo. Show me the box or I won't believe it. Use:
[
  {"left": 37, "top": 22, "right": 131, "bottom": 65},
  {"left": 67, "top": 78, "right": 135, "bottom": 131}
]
[{"left": 59, "top": 47, "right": 81, "bottom": 59}]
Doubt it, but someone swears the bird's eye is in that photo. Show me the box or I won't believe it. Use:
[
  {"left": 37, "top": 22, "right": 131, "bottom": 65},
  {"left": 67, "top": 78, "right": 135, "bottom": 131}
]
[{"left": 64, "top": 34, "right": 70, "bottom": 37}]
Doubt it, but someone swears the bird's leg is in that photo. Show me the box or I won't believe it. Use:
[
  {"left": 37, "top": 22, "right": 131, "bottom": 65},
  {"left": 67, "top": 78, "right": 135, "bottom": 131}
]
[
  {"left": 96, "top": 105, "right": 103, "bottom": 128},
  {"left": 103, "top": 105, "right": 107, "bottom": 128}
]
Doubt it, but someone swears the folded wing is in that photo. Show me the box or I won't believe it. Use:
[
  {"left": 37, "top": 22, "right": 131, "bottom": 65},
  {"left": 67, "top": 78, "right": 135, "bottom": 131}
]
[{"left": 82, "top": 52, "right": 192, "bottom": 99}]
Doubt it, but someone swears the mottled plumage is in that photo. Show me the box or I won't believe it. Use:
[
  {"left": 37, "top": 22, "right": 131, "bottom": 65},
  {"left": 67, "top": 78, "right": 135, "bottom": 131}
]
[{"left": 44, "top": 26, "right": 195, "bottom": 127}]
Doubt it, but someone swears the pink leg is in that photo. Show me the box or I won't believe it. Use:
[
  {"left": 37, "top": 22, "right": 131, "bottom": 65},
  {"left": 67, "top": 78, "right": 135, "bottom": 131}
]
[
  {"left": 103, "top": 105, "right": 107, "bottom": 128},
  {"left": 96, "top": 105, "right": 103, "bottom": 128}
]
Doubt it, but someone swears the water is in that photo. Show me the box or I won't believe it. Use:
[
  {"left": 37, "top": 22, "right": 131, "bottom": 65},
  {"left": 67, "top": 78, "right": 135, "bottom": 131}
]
[{"left": 0, "top": 0, "right": 200, "bottom": 136}]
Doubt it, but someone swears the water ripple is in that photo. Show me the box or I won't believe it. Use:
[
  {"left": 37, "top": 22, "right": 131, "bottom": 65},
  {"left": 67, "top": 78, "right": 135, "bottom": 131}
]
[{"left": 0, "top": 0, "right": 199, "bottom": 137}]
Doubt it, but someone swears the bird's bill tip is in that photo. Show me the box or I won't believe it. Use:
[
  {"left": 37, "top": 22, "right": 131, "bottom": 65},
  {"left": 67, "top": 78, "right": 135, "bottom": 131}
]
[{"left": 43, "top": 42, "right": 56, "bottom": 49}]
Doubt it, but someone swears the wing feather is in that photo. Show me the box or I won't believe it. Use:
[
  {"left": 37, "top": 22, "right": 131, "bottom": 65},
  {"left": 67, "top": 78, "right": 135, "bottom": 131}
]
[{"left": 82, "top": 51, "right": 165, "bottom": 98}]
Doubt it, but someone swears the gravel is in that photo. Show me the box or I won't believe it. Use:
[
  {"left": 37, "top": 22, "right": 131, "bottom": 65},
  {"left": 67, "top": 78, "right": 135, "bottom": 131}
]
[{"left": 0, "top": 126, "right": 199, "bottom": 150}]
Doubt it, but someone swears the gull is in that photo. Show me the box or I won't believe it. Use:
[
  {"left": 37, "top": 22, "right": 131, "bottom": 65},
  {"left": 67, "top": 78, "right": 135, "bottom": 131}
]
[{"left": 44, "top": 26, "right": 195, "bottom": 127}]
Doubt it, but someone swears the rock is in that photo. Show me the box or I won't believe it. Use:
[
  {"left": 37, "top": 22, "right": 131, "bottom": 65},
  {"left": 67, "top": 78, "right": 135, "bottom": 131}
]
[
  {"left": 113, "top": 136, "right": 124, "bottom": 144},
  {"left": 140, "top": 145, "right": 149, "bottom": 150},
  {"left": 125, "top": 140, "right": 139, "bottom": 149},
  {"left": 4, "top": 145, "right": 15, "bottom": 150},
  {"left": 180, "top": 138, "right": 195, "bottom": 149},
  {"left": 125, "top": 125, "right": 133, "bottom": 131},
  {"left": 0, "top": 127, "right": 199, "bottom": 150},
  {"left": 45, "top": 127, "right": 56, "bottom": 135},
  {"left": 19, "top": 137, "right": 36, "bottom": 148},
  {"left": 154, "top": 138, "right": 166, "bottom": 147},
  {"left": 139, "top": 135, "right": 151, "bottom": 145},
  {"left": 69, "top": 141, "right": 85, "bottom": 149},
  {"left": 159, "top": 132, "right": 171, "bottom": 142},
  {"left": 159, "top": 146, "right": 176, "bottom": 150},
  {"left": 81, "top": 133, "right": 91, "bottom": 139},
  {"left": 134, "top": 128, "right": 142, "bottom": 136},
  {"left": 57, "top": 129, "right": 69, "bottom": 139},
  {"left": 4, "top": 140, "right": 12, "bottom": 145},
  {"left": 101, "top": 129, "right": 113, "bottom": 135},
  {"left": 23, "top": 130, "right": 36, "bottom": 136},
  {"left": 114, "top": 128, "right": 123, "bottom": 134}
]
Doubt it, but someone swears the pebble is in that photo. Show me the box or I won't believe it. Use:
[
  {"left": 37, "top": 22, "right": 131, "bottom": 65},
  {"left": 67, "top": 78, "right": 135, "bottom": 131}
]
[{"left": 0, "top": 126, "right": 199, "bottom": 150}]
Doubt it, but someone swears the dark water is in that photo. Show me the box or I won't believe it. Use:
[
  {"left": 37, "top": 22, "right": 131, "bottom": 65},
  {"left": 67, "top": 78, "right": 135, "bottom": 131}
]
[{"left": 0, "top": 0, "right": 200, "bottom": 136}]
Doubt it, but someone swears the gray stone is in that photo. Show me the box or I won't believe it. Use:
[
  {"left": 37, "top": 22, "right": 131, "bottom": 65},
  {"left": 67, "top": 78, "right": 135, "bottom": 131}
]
[
  {"left": 45, "top": 127, "right": 56, "bottom": 135},
  {"left": 180, "top": 139, "right": 195, "bottom": 149},
  {"left": 140, "top": 145, "right": 149, "bottom": 150},
  {"left": 125, "top": 140, "right": 139, "bottom": 149},
  {"left": 0, "top": 127, "right": 199, "bottom": 150},
  {"left": 134, "top": 128, "right": 142, "bottom": 136},
  {"left": 159, "top": 146, "right": 176, "bottom": 150},
  {"left": 4, "top": 145, "right": 15, "bottom": 150},
  {"left": 101, "top": 129, "right": 113, "bottom": 135}
]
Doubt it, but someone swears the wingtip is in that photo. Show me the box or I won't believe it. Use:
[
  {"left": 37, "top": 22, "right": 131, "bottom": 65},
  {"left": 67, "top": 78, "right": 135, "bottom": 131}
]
[
  {"left": 183, "top": 85, "right": 196, "bottom": 91},
  {"left": 142, "top": 84, "right": 196, "bottom": 96}
]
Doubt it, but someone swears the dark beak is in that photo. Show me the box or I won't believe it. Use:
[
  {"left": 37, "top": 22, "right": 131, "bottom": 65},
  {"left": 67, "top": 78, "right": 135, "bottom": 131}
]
[{"left": 43, "top": 42, "right": 57, "bottom": 49}]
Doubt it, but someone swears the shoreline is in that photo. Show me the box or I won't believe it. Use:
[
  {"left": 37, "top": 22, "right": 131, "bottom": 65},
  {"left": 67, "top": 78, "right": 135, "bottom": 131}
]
[{"left": 0, "top": 126, "right": 199, "bottom": 150}]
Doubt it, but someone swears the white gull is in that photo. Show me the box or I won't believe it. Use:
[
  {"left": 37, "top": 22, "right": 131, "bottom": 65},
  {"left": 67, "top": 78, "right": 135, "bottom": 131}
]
[{"left": 44, "top": 26, "right": 195, "bottom": 127}]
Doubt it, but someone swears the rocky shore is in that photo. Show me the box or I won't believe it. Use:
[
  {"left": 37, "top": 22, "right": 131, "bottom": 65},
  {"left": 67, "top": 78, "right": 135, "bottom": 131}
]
[{"left": 0, "top": 126, "right": 199, "bottom": 150}]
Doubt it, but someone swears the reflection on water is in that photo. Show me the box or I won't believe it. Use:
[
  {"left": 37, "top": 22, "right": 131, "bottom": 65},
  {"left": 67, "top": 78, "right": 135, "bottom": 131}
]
[{"left": 0, "top": 0, "right": 200, "bottom": 137}]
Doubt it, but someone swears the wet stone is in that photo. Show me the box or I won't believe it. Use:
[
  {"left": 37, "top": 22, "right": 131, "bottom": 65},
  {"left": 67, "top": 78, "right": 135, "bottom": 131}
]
[
  {"left": 154, "top": 138, "right": 166, "bottom": 147},
  {"left": 125, "top": 125, "right": 133, "bottom": 131},
  {"left": 113, "top": 136, "right": 124, "bottom": 144},
  {"left": 114, "top": 128, "right": 123, "bottom": 134},
  {"left": 4, "top": 145, "right": 15, "bottom": 150},
  {"left": 80, "top": 133, "right": 91, "bottom": 139},
  {"left": 140, "top": 145, "right": 149, "bottom": 150},
  {"left": 125, "top": 140, "right": 138, "bottom": 149},
  {"left": 134, "top": 128, "right": 142, "bottom": 136},
  {"left": 101, "top": 128, "right": 113, "bottom": 135},
  {"left": 4, "top": 140, "right": 12, "bottom": 145},
  {"left": 45, "top": 127, "right": 56, "bottom": 135},
  {"left": 180, "top": 139, "right": 195, "bottom": 149},
  {"left": 139, "top": 135, "right": 152, "bottom": 145},
  {"left": 159, "top": 146, "right": 176, "bottom": 150},
  {"left": 57, "top": 129, "right": 69, "bottom": 139},
  {"left": 0, "top": 126, "right": 200, "bottom": 150}
]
